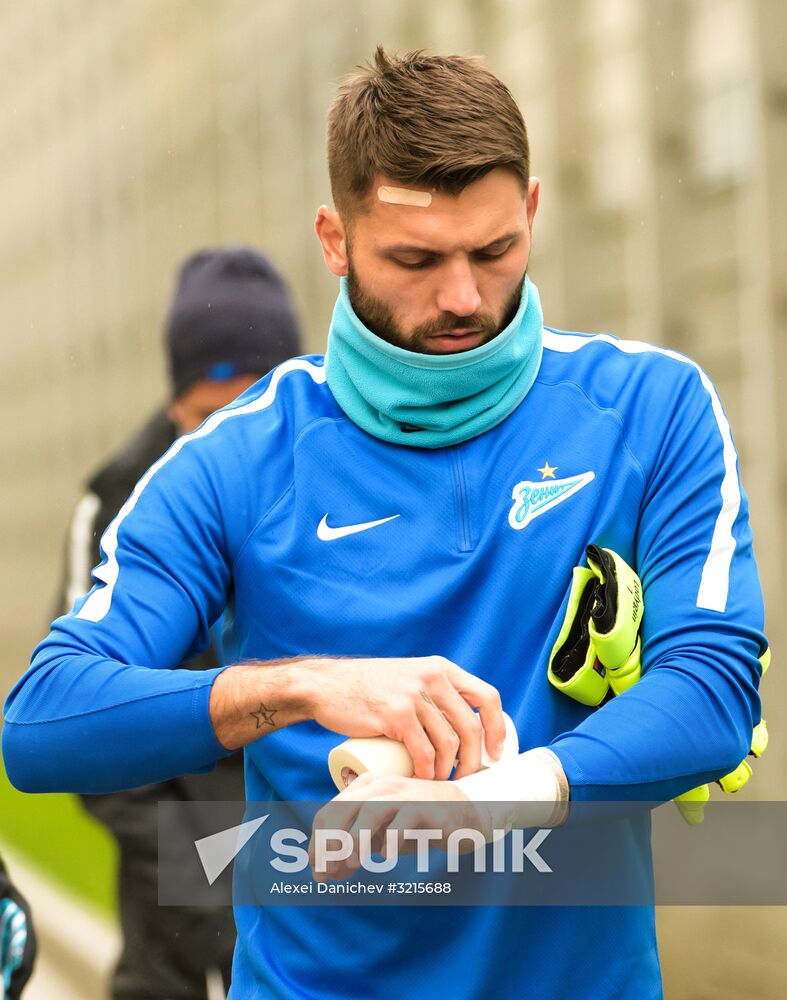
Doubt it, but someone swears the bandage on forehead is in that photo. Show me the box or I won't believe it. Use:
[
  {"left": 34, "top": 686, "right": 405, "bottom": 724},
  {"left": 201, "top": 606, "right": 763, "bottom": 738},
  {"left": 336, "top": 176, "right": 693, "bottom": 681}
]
[{"left": 377, "top": 185, "right": 432, "bottom": 208}]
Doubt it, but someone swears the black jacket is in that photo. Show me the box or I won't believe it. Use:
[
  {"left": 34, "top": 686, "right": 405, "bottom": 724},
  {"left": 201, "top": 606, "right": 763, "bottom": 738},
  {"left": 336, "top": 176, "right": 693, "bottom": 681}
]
[{"left": 57, "top": 408, "right": 244, "bottom": 822}]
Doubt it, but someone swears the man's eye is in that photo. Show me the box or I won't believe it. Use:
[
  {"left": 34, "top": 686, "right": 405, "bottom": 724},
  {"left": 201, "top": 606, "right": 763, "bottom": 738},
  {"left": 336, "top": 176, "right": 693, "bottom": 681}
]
[
  {"left": 394, "top": 258, "right": 435, "bottom": 270},
  {"left": 474, "top": 245, "right": 510, "bottom": 261}
]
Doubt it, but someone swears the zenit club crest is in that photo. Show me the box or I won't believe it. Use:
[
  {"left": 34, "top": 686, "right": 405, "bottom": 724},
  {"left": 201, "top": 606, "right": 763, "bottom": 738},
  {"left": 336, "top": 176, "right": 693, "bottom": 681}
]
[{"left": 508, "top": 471, "right": 595, "bottom": 530}]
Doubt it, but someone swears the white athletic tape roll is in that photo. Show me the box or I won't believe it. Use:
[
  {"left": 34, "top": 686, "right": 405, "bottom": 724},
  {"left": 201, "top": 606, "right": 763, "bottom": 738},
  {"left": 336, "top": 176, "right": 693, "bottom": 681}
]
[{"left": 328, "top": 712, "right": 519, "bottom": 791}]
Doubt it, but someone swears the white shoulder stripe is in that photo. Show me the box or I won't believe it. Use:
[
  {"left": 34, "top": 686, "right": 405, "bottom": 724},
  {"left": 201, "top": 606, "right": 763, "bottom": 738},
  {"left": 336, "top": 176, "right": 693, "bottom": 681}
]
[
  {"left": 542, "top": 330, "right": 738, "bottom": 613},
  {"left": 76, "top": 359, "right": 326, "bottom": 624},
  {"left": 66, "top": 491, "right": 101, "bottom": 610}
]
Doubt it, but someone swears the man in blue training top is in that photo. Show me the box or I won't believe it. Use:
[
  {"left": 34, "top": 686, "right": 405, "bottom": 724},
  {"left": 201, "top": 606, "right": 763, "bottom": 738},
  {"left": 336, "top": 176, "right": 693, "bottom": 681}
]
[{"left": 4, "top": 48, "right": 766, "bottom": 999}]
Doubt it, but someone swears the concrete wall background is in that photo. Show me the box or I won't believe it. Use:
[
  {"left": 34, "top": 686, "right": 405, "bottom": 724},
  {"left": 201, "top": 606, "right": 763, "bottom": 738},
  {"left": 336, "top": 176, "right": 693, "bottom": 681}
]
[{"left": 1, "top": 2, "right": 786, "bottom": 996}]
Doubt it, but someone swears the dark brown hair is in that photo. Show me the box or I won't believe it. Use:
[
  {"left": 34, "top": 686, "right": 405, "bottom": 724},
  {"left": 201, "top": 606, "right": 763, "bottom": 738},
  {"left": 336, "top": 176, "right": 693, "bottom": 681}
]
[{"left": 327, "top": 47, "right": 529, "bottom": 220}]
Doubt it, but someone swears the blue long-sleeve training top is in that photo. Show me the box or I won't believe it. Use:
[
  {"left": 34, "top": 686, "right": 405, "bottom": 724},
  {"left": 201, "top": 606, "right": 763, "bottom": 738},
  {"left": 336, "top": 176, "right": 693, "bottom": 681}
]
[{"left": 3, "top": 331, "right": 766, "bottom": 999}]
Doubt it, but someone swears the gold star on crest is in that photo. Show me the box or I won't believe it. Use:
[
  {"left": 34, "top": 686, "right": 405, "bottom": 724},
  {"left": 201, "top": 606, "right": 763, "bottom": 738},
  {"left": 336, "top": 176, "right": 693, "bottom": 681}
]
[{"left": 537, "top": 461, "right": 557, "bottom": 479}]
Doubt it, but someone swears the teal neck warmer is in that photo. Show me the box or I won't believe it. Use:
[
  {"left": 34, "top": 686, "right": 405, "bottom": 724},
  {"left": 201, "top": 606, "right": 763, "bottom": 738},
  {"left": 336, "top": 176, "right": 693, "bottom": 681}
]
[{"left": 325, "top": 275, "right": 543, "bottom": 448}]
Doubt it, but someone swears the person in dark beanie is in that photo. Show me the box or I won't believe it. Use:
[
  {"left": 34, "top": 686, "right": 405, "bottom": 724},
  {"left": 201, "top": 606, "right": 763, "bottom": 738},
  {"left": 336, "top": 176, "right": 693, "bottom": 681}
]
[
  {"left": 54, "top": 246, "right": 302, "bottom": 1000},
  {"left": 164, "top": 247, "right": 302, "bottom": 428}
]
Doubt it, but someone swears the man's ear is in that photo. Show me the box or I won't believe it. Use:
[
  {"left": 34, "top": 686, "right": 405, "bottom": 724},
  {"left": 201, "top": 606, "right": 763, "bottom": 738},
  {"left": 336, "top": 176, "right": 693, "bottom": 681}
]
[
  {"left": 315, "top": 206, "right": 349, "bottom": 276},
  {"left": 166, "top": 398, "right": 184, "bottom": 433},
  {"left": 526, "top": 177, "right": 540, "bottom": 234}
]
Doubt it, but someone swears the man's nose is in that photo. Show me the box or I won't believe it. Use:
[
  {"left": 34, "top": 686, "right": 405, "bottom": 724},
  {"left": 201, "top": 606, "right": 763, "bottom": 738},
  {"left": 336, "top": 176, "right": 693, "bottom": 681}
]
[{"left": 435, "top": 258, "right": 482, "bottom": 317}]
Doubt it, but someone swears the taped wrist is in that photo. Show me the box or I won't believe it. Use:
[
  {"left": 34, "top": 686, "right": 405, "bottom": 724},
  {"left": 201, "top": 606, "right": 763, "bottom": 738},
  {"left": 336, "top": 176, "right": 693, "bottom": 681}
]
[{"left": 455, "top": 747, "right": 569, "bottom": 836}]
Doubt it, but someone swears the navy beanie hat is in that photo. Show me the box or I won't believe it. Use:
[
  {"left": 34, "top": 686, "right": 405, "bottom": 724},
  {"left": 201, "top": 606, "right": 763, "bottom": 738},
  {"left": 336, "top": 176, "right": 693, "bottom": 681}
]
[{"left": 164, "top": 246, "right": 302, "bottom": 398}]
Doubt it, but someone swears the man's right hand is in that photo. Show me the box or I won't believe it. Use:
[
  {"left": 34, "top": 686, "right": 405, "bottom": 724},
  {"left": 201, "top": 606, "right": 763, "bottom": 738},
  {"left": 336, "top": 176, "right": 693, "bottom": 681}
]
[
  {"left": 209, "top": 655, "right": 505, "bottom": 781},
  {"left": 306, "top": 657, "right": 505, "bottom": 780}
]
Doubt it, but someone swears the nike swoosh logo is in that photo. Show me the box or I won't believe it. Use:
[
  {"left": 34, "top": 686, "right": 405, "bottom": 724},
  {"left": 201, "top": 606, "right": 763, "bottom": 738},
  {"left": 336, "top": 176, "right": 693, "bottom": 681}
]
[{"left": 317, "top": 514, "right": 400, "bottom": 541}]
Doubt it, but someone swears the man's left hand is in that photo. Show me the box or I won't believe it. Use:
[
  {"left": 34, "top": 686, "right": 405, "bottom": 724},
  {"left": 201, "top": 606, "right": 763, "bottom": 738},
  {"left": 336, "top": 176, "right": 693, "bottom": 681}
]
[{"left": 308, "top": 773, "right": 488, "bottom": 881}]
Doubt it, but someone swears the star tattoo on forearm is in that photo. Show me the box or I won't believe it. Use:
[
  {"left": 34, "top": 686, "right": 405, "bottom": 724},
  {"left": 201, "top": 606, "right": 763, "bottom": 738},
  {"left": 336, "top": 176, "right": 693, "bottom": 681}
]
[{"left": 250, "top": 703, "right": 278, "bottom": 728}]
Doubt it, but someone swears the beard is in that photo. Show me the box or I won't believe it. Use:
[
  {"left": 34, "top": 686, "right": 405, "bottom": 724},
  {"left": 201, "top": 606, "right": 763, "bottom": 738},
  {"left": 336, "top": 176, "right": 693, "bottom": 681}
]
[{"left": 346, "top": 257, "right": 525, "bottom": 355}]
